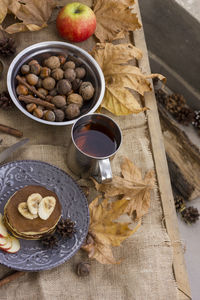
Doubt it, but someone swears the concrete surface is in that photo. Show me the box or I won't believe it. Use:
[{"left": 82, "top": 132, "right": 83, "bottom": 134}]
[{"left": 138, "top": 1, "right": 200, "bottom": 299}]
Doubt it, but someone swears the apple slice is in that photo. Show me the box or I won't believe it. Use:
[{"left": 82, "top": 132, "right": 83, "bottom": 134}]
[
  {"left": 0, "top": 236, "right": 8, "bottom": 246},
  {"left": 0, "top": 236, "right": 12, "bottom": 251},
  {"left": 0, "top": 214, "right": 8, "bottom": 238},
  {"left": 6, "top": 236, "right": 20, "bottom": 253}
]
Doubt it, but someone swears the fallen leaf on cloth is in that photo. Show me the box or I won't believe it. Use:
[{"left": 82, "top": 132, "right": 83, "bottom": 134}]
[
  {"left": 93, "top": 0, "right": 141, "bottom": 42},
  {"left": 93, "top": 157, "right": 155, "bottom": 220},
  {"left": 0, "top": 0, "right": 56, "bottom": 34},
  {"left": 91, "top": 43, "right": 165, "bottom": 115},
  {"left": 82, "top": 197, "right": 141, "bottom": 264}
]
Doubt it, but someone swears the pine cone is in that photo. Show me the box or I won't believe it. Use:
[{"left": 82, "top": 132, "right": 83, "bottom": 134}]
[
  {"left": 41, "top": 234, "right": 58, "bottom": 248},
  {"left": 192, "top": 110, "right": 200, "bottom": 129},
  {"left": 0, "top": 38, "right": 16, "bottom": 57},
  {"left": 0, "top": 91, "right": 13, "bottom": 110},
  {"left": 56, "top": 218, "right": 76, "bottom": 238},
  {"left": 181, "top": 206, "right": 200, "bottom": 224},
  {"left": 174, "top": 195, "right": 185, "bottom": 211}
]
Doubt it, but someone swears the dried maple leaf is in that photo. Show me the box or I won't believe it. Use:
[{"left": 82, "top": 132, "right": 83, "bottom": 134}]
[
  {"left": 93, "top": 0, "right": 141, "bottom": 42},
  {"left": 93, "top": 157, "right": 155, "bottom": 220},
  {"left": 0, "top": 0, "right": 56, "bottom": 34},
  {"left": 82, "top": 197, "right": 141, "bottom": 264},
  {"left": 91, "top": 43, "right": 165, "bottom": 115}
]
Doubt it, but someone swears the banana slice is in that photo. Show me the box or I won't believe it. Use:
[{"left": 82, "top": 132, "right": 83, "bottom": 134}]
[
  {"left": 27, "top": 193, "right": 42, "bottom": 215},
  {"left": 18, "top": 202, "right": 38, "bottom": 220},
  {"left": 38, "top": 196, "right": 56, "bottom": 220}
]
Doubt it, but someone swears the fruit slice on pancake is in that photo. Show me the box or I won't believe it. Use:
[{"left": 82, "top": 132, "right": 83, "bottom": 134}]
[
  {"left": 38, "top": 196, "right": 56, "bottom": 220},
  {"left": 27, "top": 193, "right": 42, "bottom": 215},
  {"left": 18, "top": 202, "right": 38, "bottom": 219}
]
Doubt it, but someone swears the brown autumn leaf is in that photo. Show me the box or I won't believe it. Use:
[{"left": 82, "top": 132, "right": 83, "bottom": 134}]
[
  {"left": 0, "top": 0, "right": 56, "bottom": 34},
  {"left": 93, "top": 157, "right": 155, "bottom": 220},
  {"left": 82, "top": 197, "right": 141, "bottom": 264},
  {"left": 93, "top": 0, "right": 141, "bottom": 42},
  {"left": 91, "top": 43, "right": 165, "bottom": 115}
]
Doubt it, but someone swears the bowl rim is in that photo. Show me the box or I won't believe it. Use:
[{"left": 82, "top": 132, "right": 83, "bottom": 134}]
[{"left": 7, "top": 41, "right": 105, "bottom": 126}]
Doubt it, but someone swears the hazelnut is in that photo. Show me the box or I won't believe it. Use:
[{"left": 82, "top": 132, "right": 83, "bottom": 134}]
[
  {"left": 64, "top": 68, "right": 76, "bottom": 82},
  {"left": 49, "top": 88, "right": 57, "bottom": 97},
  {"left": 37, "top": 88, "right": 48, "bottom": 97},
  {"left": 79, "top": 82, "right": 95, "bottom": 100},
  {"left": 26, "top": 73, "right": 39, "bottom": 85},
  {"left": 63, "top": 61, "right": 76, "bottom": 70},
  {"left": 30, "top": 63, "right": 41, "bottom": 75},
  {"left": 16, "top": 84, "right": 29, "bottom": 95},
  {"left": 44, "top": 56, "right": 60, "bottom": 69},
  {"left": 21, "top": 64, "right": 30, "bottom": 75},
  {"left": 72, "top": 78, "right": 82, "bottom": 91},
  {"left": 67, "top": 93, "right": 83, "bottom": 108},
  {"left": 67, "top": 55, "right": 82, "bottom": 67},
  {"left": 44, "top": 110, "right": 56, "bottom": 122},
  {"left": 33, "top": 108, "right": 43, "bottom": 119},
  {"left": 42, "top": 77, "right": 56, "bottom": 90},
  {"left": 65, "top": 104, "right": 80, "bottom": 120},
  {"left": 58, "top": 55, "right": 67, "bottom": 65},
  {"left": 28, "top": 59, "right": 39, "bottom": 66},
  {"left": 26, "top": 103, "right": 37, "bottom": 113},
  {"left": 75, "top": 67, "right": 86, "bottom": 79},
  {"left": 40, "top": 67, "right": 51, "bottom": 78},
  {"left": 51, "top": 68, "right": 64, "bottom": 81},
  {"left": 36, "top": 78, "right": 43, "bottom": 88},
  {"left": 52, "top": 95, "right": 67, "bottom": 108},
  {"left": 56, "top": 79, "right": 72, "bottom": 95},
  {"left": 46, "top": 95, "right": 53, "bottom": 102},
  {"left": 54, "top": 109, "right": 65, "bottom": 122}
]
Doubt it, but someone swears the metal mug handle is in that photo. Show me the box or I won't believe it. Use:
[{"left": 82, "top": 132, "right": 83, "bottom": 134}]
[{"left": 93, "top": 158, "right": 112, "bottom": 183}]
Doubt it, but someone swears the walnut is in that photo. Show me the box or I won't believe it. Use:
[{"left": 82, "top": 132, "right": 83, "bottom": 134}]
[
  {"left": 65, "top": 104, "right": 80, "bottom": 120},
  {"left": 49, "top": 88, "right": 58, "bottom": 97},
  {"left": 42, "top": 77, "right": 56, "bottom": 90},
  {"left": 75, "top": 67, "right": 86, "bottom": 79},
  {"left": 67, "top": 93, "right": 83, "bottom": 108},
  {"left": 21, "top": 64, "right": 30, "bottom": 75},
  {"left": 72, "top": 78, "right": 82, "bottom": 91},
  {"left": 51, "top": 68, "right": 64, "bottom": 81},
  {"left": 63, "top": 61, "right": 76, "bottom": 70},
  {"left": 79, "top": 82, "right": 95, "bottom": 100},
  {"left": 44, "top": 56, "right": 60, "bottom": 69},
  {"left": 56, "top": 79, "right": 72, "bottom": 95},
  {"left": 54, "top": 109, "right": 65, "bottom": 122},
  {"left": 44, "top": 110, "right": 56, "bottom": 122},
  {"left": 64, "top": 68, "right": 76, "bottom": 82},
  {"left": 52, "top": 95, "right": 67, "bottom": 108},
  {"left": 26, "top": 74, "right": 38, "bottom": 86},
  {"left": 37, "top": 88, "right": 48, "bottom": 97}
]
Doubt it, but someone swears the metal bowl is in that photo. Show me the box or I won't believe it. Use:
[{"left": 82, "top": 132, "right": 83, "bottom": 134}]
[{"left": 7, "top": 41, "right": 105, "bottom": 126}]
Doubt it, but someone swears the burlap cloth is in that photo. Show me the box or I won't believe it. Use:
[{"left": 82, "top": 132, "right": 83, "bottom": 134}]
[{"left": 0, "top": 2, "right": 179, "bottom": 299}]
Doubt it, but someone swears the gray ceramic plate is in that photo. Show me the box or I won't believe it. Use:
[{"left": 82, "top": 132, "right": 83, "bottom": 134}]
[{"left": 0, "top": 160, "right": 89, "bottom": 271}]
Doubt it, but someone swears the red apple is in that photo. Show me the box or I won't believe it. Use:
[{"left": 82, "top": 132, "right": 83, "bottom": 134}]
[
  {"left": 0, "top": 214, "right": 8, "bottom": 238},
  {"left": 56, "top": 2, "right": 96, "bottom": 42}
]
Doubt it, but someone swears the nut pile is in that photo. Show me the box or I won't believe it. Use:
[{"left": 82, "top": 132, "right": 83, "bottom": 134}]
[{"left": 16, "top": 54, "right": 95, "bottom": 122}]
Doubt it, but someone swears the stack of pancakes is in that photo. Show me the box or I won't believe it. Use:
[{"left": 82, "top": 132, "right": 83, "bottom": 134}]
[{"left": 4, "top": 185, "right": 62, "bottom": 240}]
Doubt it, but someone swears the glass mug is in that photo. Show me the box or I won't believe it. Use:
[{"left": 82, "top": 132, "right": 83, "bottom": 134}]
[{"left": 67, "top": 113, "right": 122, "bottom": 183}]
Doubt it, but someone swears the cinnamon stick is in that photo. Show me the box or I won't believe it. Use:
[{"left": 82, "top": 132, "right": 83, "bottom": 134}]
[
  {"left": 16, "top": 75, "right": 45, "bottom": 99},
  {"left": 0, "top": 271, "right": 26, "bottom": 288},
  {"left": 18, "top": 95, "right": 55, "bottom": 110},
  {"left": 0, "top": 124, "right": 23, "bottom": 138}
]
